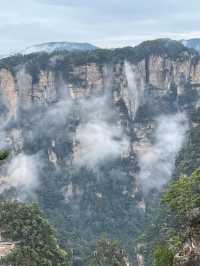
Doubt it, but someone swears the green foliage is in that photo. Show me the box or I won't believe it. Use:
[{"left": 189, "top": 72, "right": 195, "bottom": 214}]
[
  {"left": 37, "top": 159, "right": 145, "bottom": 264},
  {"left": 175, "top": 123, "right": 200, "bottom": 177},
  {"left": 162, "top": 168, "right": 200, "bottom": 217},
  {"left": 175, "top": 107, "right": 200, "bottom": 178},
  {"left": 167, "top": 235, "right": 182, "bottom": 254},
  {"left": 0, "top": 54, "right": 27, "bottom": 73},
  {"left": 156, "top": 108, "right": 200, "bottom": 265},
  {"left": 136, "top": 192, "right": 181, "bottom": 266},
  {"left": 0, "top": 201, "right": 70, "bottom": 266},
  {"left": 154, "top": 168, "right": 200, "bottom": 265},
  {"left": 87, "top": 238, "right": 129, "bottom": 266},
  {"left": 154, "top": 243, "right": 174, "bottom": 266},
  {"left": 0, "top": 39, "right": 194, "bottom": 81},
  {"left": 0, "top": 150, "right": 9, "bottom": 161},
  {"left": 154, "top": 235, "right": 182, "bottom": 266},
  {"left": 129, "top": 38, "right": 190, "bottom": 61}
]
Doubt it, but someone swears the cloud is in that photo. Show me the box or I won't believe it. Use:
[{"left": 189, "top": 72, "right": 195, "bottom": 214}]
[
  {"left": 19, "top": 98, "right": 74, "bottom": 145},
  {"left": 138, "top": 112, "right": 188, "bottom": 194},
  {"left": 17, "top": 91, "right": 128, "bottom": 170},
  {"left": 0, "top": 153, "right": 42, "bottom": 200},
  {"left": 0, "top": 96, "right": 74, "bottom": 199},
  {"left": 73, "top": 96, "right": 129, "bottom": 168},
  {"left": 75, "top": 121, "right": 128, "bottom": 168}
]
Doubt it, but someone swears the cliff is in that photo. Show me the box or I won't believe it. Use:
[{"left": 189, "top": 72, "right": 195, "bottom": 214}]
[
  {"left": 173, "top": 209, "right": 200, "bottom": 266},
  {"left": 0, "top": 40, "right": 199, "bottom": 158},
  {"left": 0, "top": 39, "right": 200, "bottom": 265}
]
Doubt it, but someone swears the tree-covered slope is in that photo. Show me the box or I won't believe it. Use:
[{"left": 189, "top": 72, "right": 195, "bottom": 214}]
[{"left": 0, "top": 201, "right": 71, "bottom": 266}]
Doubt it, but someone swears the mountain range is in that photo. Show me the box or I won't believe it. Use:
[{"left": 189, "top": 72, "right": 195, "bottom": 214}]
[{"left": 0, "top": 38, "right": 200, "bottom": 265}]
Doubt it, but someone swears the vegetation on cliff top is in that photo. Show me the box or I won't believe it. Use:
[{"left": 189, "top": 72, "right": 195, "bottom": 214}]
[{"left": 0, "top": 39, "right": 195, "bottom": 78}]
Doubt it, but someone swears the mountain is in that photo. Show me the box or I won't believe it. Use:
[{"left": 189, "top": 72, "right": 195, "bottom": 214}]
[
  {"left": 21, "top": 41, "right": 97, "bottom": 54},
  {"left": 0, "top": 38, "right": 200, "bottom": 265},
  {"left": 181, "top": 38, "right": 200, "bottom": 53}
]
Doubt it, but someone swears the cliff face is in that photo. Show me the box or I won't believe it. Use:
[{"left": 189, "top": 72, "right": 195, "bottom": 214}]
[
  {"left": 174, "top": 209, "right": 200, "bottom": 266},
  {"left": 2, "top": 53, "right": 200, "bottom": 117},
  {"left": 1, "top": 52, "right": 200, "bottom": 153},
  {"left": 0, "top": 40, "right": 200, "bottom": 264},
  {"left": 1, "top": 51, "right": 200, "bottom": 170}
]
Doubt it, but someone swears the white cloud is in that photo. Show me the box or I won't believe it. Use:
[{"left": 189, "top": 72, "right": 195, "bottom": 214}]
[
  {"left": 2, "top": 153, "right": 42, "bottom": 200},
  {"left": 74, "top": 96, "right": 129, "bottom": 168},
  {"left": 138, "top": 113, "right": 188, "bottom": 194},
  {"left": 75, "top": 121, "right": 128, "bottom": 168}
]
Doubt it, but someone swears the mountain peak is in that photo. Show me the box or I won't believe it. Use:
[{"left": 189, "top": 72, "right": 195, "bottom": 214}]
[
  {"left": 133, "top": 38, "right": 189, "bottom": 58},
  {"left": 22, "top": 41, "right": 97, "bottom": 55},
  {"left": 181, "top": 38, "right": 200, "bottom": 53}
]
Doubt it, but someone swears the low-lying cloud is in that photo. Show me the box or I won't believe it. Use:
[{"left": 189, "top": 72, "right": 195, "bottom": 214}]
[
  {"left": 8, "top": 153, "right": 40, "bottom": 192},
  {"left": 7, "top": 153, "right": 41, "bottom": 199},
  {"left": 0, "top": 153, "right": 42, "bottom": 201},
  {"left": 0, "top": 91, "right": 129, "bottom": 199},
  {"left": 138, "top": 112, "right": 188, "bottom": 194},
  {"left": 75, "top": 121, "right": 128, "bottom": 168},
  {"left": 73, "top": 95, "right": 129, "bottom": 168}
]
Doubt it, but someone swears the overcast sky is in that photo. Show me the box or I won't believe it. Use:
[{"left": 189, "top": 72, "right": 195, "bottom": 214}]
[{"left": 1, "top": 0, "right": 200, "bottom": 54}]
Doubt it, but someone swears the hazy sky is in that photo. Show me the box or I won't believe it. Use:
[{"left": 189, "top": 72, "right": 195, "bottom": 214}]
[{"left": 1, "top": 0, "right": 200, "bottom": 53}]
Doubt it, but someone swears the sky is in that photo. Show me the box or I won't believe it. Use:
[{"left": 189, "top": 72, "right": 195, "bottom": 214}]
[{"left": 1, "top": 0, "right": 200, "bottom": 54}]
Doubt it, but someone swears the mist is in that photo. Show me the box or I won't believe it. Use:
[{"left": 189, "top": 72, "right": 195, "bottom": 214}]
[
  {"left": 20, "top": 93, "right": 129, "bottom": 170},
  {"left": 0, "top": 153, "right": 42, "bottom": 200},
  {"left": 74, "top": 95, "right": 129, "bottom": 168},
  {"left": 125, "top": 61, "right": 145, "bottom": 119},
  {"left": 138, "top": 112, "right": 189, "bottom": 194},
  {"left": 75, "top": 121, "right": 128, "bottom": 168},
  {"left": 0, "top": 90, "right": 130, "bottom": 199},
  {"left": 0, "top": 71, "right": 189, "bottom": 198}
]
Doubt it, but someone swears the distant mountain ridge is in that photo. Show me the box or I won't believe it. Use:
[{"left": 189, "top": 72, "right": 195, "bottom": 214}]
[
  {"left": 0, "top": 38, "right": 195, "bottom": 59},
  {"left": 181, "top": 38, "right": 200, "bottom": 53},
  {"left": 21, "top": 41, "right": 97, "bottom": 54}
]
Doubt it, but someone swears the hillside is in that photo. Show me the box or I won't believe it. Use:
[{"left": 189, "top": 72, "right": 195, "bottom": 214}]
[{"left": 0, "top": 201, "right": 70, "bottom": 266}]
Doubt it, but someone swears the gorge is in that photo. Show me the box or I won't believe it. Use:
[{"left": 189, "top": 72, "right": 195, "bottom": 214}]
[{"left": 0, "top": 38, "right": 200, "bottom": 265}]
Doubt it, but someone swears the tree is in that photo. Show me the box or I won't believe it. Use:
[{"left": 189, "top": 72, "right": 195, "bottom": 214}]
[
  {"left": 87, "top": 238, "right": 130, "bottom": 266},
  {"left": 0, "top": 150, "right": 9, "bottom": 161},
  {"left": 0, "top": 201, "right": 71, "bottom": 266},
  {"left": 153, "top": 169, "right": 200, "bottom": 266},
  {"left": 154, "top": 243, "right": 174, "bottom": 266},
  {"left": 162, "top": 168, "right": 200, "bottom": 217}
]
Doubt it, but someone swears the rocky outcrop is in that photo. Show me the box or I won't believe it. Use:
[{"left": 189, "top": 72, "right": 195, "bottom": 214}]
[
  {"left": 174, "top": 209, "right": 200, "bottom": 266},
  {"left": 0, "top": 51, "right": 199, "bottom": 120},
  {"left": 1, "top": 56, "right": 199, "bottom": 114},
  {"left": 0, "top": 69, "right": 17, "bottom": 120},
  {"left": 0, "top": 234, "right": 16, "bottom": 264},
  {"left": 0, "top": 242, "right": 15, "bottom": 259}
]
